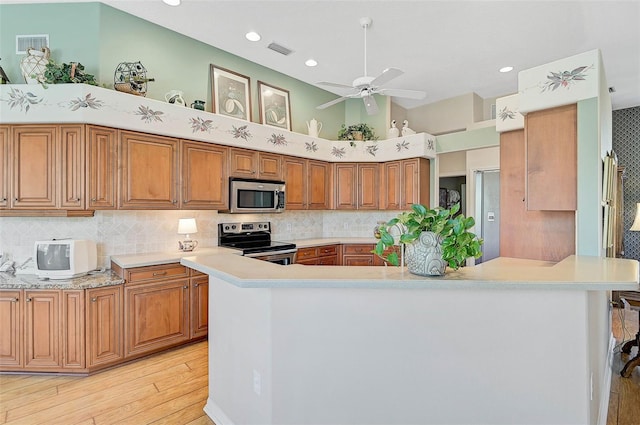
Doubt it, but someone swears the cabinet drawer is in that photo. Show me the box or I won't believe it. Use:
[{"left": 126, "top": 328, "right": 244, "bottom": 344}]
[
  {"left": 342, "top": 244, "right": 374, "bottom": 255},
  {"left": 317, "top": 245, "right": 338, "bottom": 257},
  {"left": 124, "top": 263, "right": 189, "bottom": 284},
  {"left": 318, "top": 256, "right": 338, "bottom": 265},
  {"left": 296, "top": 247, "right": 318, "bottom": 260},
  {"left": 296, "top": 258, "right": 319, "bottom": 266}
]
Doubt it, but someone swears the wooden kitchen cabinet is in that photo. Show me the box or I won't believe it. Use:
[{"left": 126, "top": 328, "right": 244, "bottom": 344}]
[
  {"left": 181, "top": 141, "right": 228, "bottom": 209},
  {"left": 190, "top": 271, "right": 209, "bottom": 339},
  {"left": 122, "top": 263, "right": 191, "bottom": 358},
  {"left": 24, "top": 290, "right": 61, "bottom": 369},
  {"left": 0, "top": 126, "right": 9, "bottom": 208},
  {"left": 119, "top": 130, "right": 179, "bottom": 209},
  {"left": 125, "top": 279, "right": 190, "bottom": 358},
  {"left": 342, "top": 244, "right": 376, "bottom": 266},
  {"left": 525, "top": 103, "right": 577, "bottom": 211},
  {"left": 86, "top": 125, "right": 118, "bottom": 209},
  {"left": 283, "top": 156, "right": 331, "bottom": 210},
  {"left": 296, "top": 244, "right": 340, "bottom": 265},
  {"left": 0, "top": 290, "right": 22, "bottom": 368},
  {"left": 230, "top": 148, "right": 282, "bottom": 180},
  {"left": 382, "top": 158, "right": 430, "bottom": 210},
  {"left": 5, "top": 125, "right": 85, "bottom": 211},
  {"left": 335, "top": 163, "right": 379, "bottom": 210},
  {"left": 61, "top": 290, "right": 85, "bottom": 369},
  {"left": 86, "top": 285, "right": 123, "bottom": 368}
]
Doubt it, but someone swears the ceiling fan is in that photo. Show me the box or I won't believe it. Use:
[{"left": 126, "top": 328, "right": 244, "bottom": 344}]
[{"left": 316, "top": 17, "right": 426, "bottom": 115}]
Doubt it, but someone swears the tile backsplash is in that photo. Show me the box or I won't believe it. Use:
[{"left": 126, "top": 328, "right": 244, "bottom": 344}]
[{"left": 0, "top": 210, "right": 398, "bottom": 268}]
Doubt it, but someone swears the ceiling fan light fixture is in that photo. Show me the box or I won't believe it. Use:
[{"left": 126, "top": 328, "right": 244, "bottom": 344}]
[
  {"left": 499, "top": 66, "right": 514, "bottom": 73},
  {"left": 162, "top": 0, "right": 181, "bottom": 6},
  {"left": 245, "top": 31, "right": 261, "bottom": 42},
  {"left": 305, "top": 59, "right": 318, "bottom": 67}
]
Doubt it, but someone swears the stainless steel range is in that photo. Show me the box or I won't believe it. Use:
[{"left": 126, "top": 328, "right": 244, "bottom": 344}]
[{"left": 218, "top": 222, "right": 297, "bottom": 265}]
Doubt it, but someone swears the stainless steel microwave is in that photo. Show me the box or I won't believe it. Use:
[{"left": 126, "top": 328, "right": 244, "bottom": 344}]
[{"left": 228, "top": 177, "right": 286, "bottom": 213}]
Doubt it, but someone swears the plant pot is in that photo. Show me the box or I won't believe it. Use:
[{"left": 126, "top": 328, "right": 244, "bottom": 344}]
[
  {"left": 20, "top": 47, "right": 50, "bottom": 84},
  {"left": 404, "top": 231, "right": 447, "bottom": 276},
  {"left": 352, "top": 131, "right": 364, "bottom": 141}
]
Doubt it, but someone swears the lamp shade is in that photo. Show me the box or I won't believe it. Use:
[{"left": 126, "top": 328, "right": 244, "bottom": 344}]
[
  {"left": 178, "top": 218, "right": 198, "bottom": 235},
  {"left": 631, "top": 203, "right": 640, "bottom": 231}
]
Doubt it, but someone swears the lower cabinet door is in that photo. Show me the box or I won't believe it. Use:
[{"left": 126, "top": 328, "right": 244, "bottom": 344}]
[
  {"left": 24, "top": 290, "right": 61, "bottom": 369},
  {"left": 0, "top": 290, "right": 23, "bottom": 368},
  {"left": 190, "top": 276, "right": 208, "bottom": 339},
  {"left": 86, "top": 286, "right": 123, "bottom": 368},
  {"left": 125, "top": 279, "right": 190, "bottom": 357}
]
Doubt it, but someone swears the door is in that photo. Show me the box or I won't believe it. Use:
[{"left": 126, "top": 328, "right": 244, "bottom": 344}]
[
  {"left": 0, "top": 290, "right": 22, "bottom": 367},
  {"left": 86, "top": 285, "right": 123, "bottom": 367},
  {"left": 475, "top": 170, "right": 500, "bottom": 264},
  {"left": 86, "top": 125, "right": 118, "bottom": 209},
  {"left": 181, "top": 141, "right": 228, "bottom": 209},
  {"left": 24, "top": 290, "right": 61, "bottom": 368}
]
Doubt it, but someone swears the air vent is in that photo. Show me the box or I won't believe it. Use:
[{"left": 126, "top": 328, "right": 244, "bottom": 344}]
[
  {"left": 16, "top": 34, "right": 49, "bottom": 54},
  {"left": 267, "top": 42, "right": 293, "bottom": 56}
]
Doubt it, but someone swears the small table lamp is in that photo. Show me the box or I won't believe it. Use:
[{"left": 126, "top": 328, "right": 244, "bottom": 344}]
[{"left": 178, "top": 218, "right": 198, "bottom": 252}]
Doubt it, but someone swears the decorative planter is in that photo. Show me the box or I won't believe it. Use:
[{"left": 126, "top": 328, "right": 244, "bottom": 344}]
[
  {"left": 20, "top": 47, "right": 50, "bottom": 84},
  {"left": 404, "top": 231, "right": 447, "bottom": 276}
]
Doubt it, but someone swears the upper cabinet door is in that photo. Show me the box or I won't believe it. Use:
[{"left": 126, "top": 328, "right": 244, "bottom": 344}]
[
  {"left": 307, "top": 160, "right": 331, "bottom": 210},
  {"left": 282, "top": 156, "right": 306, "bottom": 210},
  {"left": 59, "top": 125, "right": 85, "bottom": 209},
  {"left": 0, "top": 126, "right": 8, "bottom": 209},
  {"left": 401, "top": 158, "right": 430, "bottom": 209},
  {"left": 334, "top": 163, "right": 357, "bottom": 210},
  {"left": 258, "top": 152, "right": 282, "bottom": 180},
  {"left": 381, "top": 161, "right": 401, "bottom": 210},
  {"left": 181, "top": 141, "right": 228, "bottom": 209},
  {"left": 357, "top": 163, "right": 379, "bottom": 210},
  {"left": 119, "top": 131, "right": 179, "bottom": 209},
  {"left": 11, "top": 125, "right": 57, "bottom": 209},
  {"left": 86, "top": 126, "right": 118, "bottom": 210},
  {"left": 229, "top": 148, "right": 258, "bottom": 178},
  {"left": 526, "top": 104, "right": 577, "bottom": 211}
]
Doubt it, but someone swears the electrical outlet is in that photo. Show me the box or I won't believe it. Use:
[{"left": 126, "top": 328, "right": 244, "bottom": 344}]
[
  {"left": 286, "top": 223, "right": 292, "bottom": 232},
  {"left": 343, "top": 222, "right": 349, "bottom": 230},
  {"left": 253, "top": 369, "right": 261, "bottom": 395}
]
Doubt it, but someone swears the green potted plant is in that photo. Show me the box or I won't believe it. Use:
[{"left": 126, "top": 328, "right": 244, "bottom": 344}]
[
  {"left": 337, "top": 123, "right": 378, "bottom": 146},
  {"left": 373, "top": 203, "right": 483, "bottom": 276},
  {"left": 41, "top": 60, "right": 98, "bottom": 87}
]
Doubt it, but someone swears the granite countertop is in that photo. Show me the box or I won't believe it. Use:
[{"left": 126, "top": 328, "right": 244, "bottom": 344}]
[{"left": 0, "top": 270, "right": 124, "bottom": 290}]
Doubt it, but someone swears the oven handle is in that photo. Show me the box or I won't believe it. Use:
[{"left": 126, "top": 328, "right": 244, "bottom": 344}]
[{"left": 243, "top": 248, "right": 298, "bottom": 258}]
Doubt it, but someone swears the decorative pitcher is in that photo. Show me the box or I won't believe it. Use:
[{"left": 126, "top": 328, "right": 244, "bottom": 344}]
[
  {"left": 306, "top": 118, "right": 323, "bottom": 138},
  {"left": 165, "top": 90, "right": 185, "bottom": 106}
]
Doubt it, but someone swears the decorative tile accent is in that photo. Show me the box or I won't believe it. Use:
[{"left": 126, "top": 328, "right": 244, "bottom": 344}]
[{"left": 613, "top": 106, "right": 640, "bottom": 260}]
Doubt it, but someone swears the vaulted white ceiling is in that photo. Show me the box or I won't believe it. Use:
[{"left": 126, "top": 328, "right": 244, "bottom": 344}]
[{"left": 10, "top": 0, "right": 640, "bottom": 110}]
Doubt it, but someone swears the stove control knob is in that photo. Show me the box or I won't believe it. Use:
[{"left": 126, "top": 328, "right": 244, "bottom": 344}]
[
  {"left": 231, "top": 224, "right": 237, "bottom": 230},
  {"left": 258, "top": 224, "right": 263, "bottom": 229}
]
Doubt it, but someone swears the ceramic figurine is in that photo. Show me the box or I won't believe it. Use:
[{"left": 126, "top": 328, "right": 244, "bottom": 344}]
[
  {"left": 387, "top": 120, "right": 400, "bottom": 139},
  {"left": 401, "top": 119, "right": 416, "bottom": 136}
]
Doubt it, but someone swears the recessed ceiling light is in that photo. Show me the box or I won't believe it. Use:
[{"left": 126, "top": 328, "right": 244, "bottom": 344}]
[
  {"left": 305, "top": 59, "right": 318, "bottom": 67},
  {"left": 499, "top": 66, "right": 514, "bottom": 73},
  {"left": 245, "top": 32, "right": 261, "bottom": 42},
  {"left": 162, "top": 0, "right": 180, "bottom": 6}
]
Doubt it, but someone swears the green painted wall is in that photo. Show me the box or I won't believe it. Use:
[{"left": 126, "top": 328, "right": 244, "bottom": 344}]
[
  {"left": 0, "top": 2, "right": 348, "bottom": 137},
  {"left": 576, "top": 97, "right": 601, "bottom": 256},
  {"left": 0, "top": 3, "right": 100, "bottom": 82}
]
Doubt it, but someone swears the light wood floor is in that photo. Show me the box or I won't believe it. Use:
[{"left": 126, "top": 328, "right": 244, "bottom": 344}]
[
  {"left": 0, "top": 342, "right": 214, "bottom": 425},
  {"left": 1, "top": 309, "right": 638, "bottom": 425},
  {"left": 608, "top": 306, "right": 640, "bottom": 425}
]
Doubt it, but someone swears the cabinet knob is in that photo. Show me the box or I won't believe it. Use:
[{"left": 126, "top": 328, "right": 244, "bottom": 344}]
[
  {"left": 14, "top": 198, "right": 18, "bottom": 201},
  {"left": 184, "top": 199, "right": 189, "bottom": 203},
  {"left": 74, "top": 198, "right": 80, "bottom": 201},
  {"left": 194, "top": 283, "right": 199, "bottom": 287},
  {"left": 91, "top": 297, "right": 97, "bottom": 302},
  {"left": 153, "top": 271, "right": 167, "bottom": 276},
  {"left": 172, "top": 199, "right": 177, "bottom": 204},
  {"left": 10, "top": 297, "right": 18, "bottom": 302},
  {"left": 91, "top": 198, "right": 97, "bottom": 202},
  {"left": 26, "top": 297, "right": 32, "bottom": 302},
  {"left": 183, "top": 285, "right": 188, "bottom": 289},
  {"left": 0, "top": 197, "right": 6, "bottom": 202}
]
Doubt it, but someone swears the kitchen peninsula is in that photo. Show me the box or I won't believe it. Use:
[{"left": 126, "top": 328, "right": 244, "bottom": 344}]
[{"left": 181, "top": 253, "right": 639, "bottom": 425}]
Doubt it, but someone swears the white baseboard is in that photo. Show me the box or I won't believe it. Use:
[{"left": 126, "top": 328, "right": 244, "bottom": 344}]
[
  {"left": 597, "top": 333, "right": 616, "bottom": 425},
  {"left": 204, "top": 397, "right": 236, "bottom": 425}
]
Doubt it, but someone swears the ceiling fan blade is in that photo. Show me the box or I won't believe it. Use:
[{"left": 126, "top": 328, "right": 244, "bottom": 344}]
[
  {"left": 363, "top": 94, "right": 379, "bottom": 115},
  {"left": 378, "top": 88, "right": 427, "bottom": 100},
  {"left": 317, "top": 81, "right": 354, "bottom": 90},
  {"left": 317, "top": 96, "right": 349, "bottom": 110},
  {"left": 370, "top": 68, "right": 404, "bottom": 87}
]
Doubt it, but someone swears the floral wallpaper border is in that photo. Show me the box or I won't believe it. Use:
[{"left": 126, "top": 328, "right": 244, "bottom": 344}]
[{"left": 0, "top": 84, "right": 436, "bottom": 163}]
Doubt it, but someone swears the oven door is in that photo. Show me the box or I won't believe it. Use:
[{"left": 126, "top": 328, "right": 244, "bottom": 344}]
[{"left": 245, "top": 249, "right": 297, "bottom": 265}]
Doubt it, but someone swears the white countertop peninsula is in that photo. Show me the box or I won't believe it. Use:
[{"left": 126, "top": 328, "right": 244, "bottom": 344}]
[{"left": 182, "top": 254, "right": 638, "bottom": 425}]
